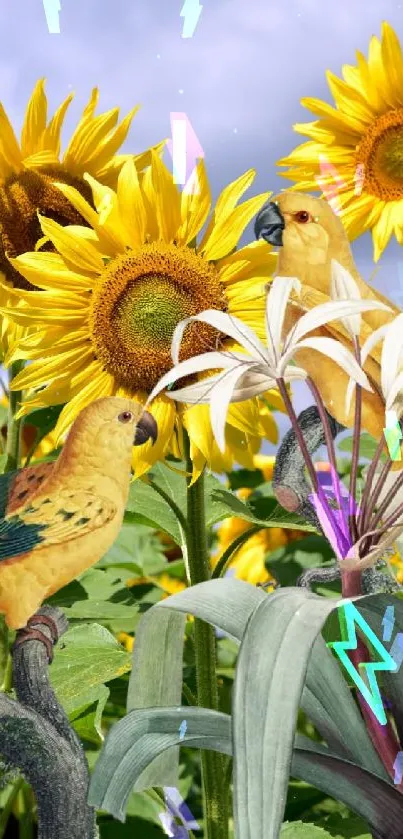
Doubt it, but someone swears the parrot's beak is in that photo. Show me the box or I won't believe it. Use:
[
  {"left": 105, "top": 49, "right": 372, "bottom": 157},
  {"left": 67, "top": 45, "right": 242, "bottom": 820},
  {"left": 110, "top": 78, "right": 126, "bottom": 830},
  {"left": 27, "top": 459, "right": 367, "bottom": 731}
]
[
  {"left": 254, "top": 201, "right": 285, "bottom": 246},
  {"left": 134, "top": 411, "right": 158, "bottom": 446}
]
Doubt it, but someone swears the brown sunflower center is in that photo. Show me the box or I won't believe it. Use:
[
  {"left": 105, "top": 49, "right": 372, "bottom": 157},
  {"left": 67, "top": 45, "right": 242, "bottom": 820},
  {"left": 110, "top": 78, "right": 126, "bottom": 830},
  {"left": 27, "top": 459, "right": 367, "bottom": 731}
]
[
  {"left": 89, "top": 242, "right": 228, "bottom": 392},
  {"left": 0, "top": 166, "right": 93, "bottom": 290},
  {"left": 355, "top": 108, "right": 403, "bottom": 200}
]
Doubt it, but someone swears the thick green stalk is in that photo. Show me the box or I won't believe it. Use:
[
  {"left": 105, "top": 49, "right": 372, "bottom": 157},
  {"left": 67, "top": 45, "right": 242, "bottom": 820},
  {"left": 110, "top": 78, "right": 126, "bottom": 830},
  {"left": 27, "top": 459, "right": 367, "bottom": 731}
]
[
  {"left": 4, "top": 361, "right": 25, "bottom": 473},
  {"left": 184, "top": 433, "right": 228, "bottom": 839}
]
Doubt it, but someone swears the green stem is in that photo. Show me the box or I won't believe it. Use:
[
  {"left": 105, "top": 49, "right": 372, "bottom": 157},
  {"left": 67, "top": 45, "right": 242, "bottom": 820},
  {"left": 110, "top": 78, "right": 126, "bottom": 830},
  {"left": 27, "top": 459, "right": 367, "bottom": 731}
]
[
  {"left": 0, "top": 778, "right": 24, "bottom": 839},
  {"left": 4, "top": 361, "right": 25, "bottom": 473},
  {"left": 184, "top": 432, "right": 228, "bottom": 839},
  {"left": 18, "top": 784, "right": 34, "bottom": 839},
  {"left": 212, "top": 525, "right": 263, "bottom": 579}
]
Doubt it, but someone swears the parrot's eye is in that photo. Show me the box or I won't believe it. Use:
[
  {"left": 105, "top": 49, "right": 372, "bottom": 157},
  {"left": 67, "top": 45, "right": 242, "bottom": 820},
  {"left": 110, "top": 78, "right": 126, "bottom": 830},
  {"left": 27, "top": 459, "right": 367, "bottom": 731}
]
[
  {"left": 294, "top": 210, "right": 312, "bottom": 223},
  {"left": 118, "top": 411, "right": 133, "bottom": 423}
]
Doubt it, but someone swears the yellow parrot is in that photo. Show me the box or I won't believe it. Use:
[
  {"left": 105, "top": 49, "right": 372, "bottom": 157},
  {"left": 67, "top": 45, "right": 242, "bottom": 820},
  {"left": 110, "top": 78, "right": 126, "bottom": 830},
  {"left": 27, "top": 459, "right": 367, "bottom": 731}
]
[
  {"left": 254, "top": 191, "right": 400, "bottom": 445},
  {"left": 0, "top": 396, "right": 157, "bottom": 634}
]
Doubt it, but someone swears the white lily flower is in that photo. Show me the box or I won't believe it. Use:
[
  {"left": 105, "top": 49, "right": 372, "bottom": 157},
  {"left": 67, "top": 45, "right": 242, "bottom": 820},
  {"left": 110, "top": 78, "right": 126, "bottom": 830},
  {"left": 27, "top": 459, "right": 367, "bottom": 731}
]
[
  {"left": 147, "top": 276, "right": 377, "bottom": 453},
  {"left": 346, "top": 312, "right": 403, "bottom": 417}
]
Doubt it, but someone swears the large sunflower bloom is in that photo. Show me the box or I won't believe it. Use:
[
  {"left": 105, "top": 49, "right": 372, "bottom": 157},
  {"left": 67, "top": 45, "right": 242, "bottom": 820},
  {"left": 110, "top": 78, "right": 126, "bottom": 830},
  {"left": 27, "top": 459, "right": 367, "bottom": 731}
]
[
  {"left": 277, "top": 21, "right": 403, "bottom": 261},
  {"left": 3, "top": 153, "right": 280, "bottom": 480},
  {"left": 0, "top": 78, "right": 163, "bottom": 355}
]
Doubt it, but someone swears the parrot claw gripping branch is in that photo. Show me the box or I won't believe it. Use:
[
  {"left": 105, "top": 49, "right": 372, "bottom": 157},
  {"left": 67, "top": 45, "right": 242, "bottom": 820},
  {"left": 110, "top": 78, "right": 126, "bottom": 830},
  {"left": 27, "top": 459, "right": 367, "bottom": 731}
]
[{"left": 0, "top": 396, "right": 158, "bottom": 838}]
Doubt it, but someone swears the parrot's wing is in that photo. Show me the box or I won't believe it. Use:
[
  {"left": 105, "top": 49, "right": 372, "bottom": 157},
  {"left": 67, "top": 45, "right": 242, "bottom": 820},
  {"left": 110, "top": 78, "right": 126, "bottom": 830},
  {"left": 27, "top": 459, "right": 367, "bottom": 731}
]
[
  {"left": 6, "top": 462, "right": 55, "bottom": 515},
  {"left": 0, "top": 488, "right": 118, "bottom": 562},
  {"left": 0, "top": 469, "right": 20, "bottom": 519}
]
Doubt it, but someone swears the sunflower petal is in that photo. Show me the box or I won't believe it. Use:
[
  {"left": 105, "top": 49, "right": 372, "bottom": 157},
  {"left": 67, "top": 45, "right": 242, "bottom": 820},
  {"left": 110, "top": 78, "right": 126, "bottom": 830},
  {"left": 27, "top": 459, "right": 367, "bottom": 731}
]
[
  {"left": 202, "top": 192, "right": 271, "bottom": 261},
  {"left": 116, "top": 158, "right": 146, "bottom": 247},
  {"left": 150, "top": 151, "right": 181, "bottom": 242},
  {"left": 20, "top": 79, "right": 48, "bottom": 158},
  {"left": 40, "top": 91, "right": 74, "bottom": 155},
  {"left": 0, "top": 102, "right": 23, "bottom": 171},
  {"left": 37, "top": 214, "right": 104, "bottom": 272},
  {"left": 85, "top": 107, "right": 140, "bottom": 173},
  {"left": 131, "top": 395, "right": 175, "bottom": 479},
  {"left": 8, "top": 252, "right": 94, "bottom": 293},
  {"left": 178, "top": 159, "right": 211, "bottom": 246}
]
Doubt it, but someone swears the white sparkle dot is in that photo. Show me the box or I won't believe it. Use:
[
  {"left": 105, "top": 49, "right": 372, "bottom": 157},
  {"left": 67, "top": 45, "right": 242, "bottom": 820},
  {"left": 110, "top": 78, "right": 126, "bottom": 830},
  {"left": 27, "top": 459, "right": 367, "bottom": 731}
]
[
  {"left": 233, "top": 128, "right": 238, "bottom": 134},
  {"left": 179, "top": 89, "right": 184, "bottom": 94}
]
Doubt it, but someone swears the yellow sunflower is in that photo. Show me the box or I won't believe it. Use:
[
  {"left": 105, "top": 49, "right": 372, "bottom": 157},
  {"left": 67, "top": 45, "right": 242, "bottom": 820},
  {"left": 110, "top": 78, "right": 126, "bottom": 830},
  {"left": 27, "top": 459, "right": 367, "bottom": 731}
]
[
  {"left": 0, "top": 78, "right": 163, "bottom": 356},
  {"left": 277, "top": 21, "right": 403, "bottom": 261},
  {"left": 2, "top": 153, "right": 281, "bottom": 481}
]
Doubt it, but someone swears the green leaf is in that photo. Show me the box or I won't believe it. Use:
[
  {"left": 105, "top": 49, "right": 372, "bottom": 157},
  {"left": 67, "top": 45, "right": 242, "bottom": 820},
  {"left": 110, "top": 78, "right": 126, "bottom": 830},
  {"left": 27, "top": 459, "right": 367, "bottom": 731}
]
[
  {"left": 316, "top": 814, "right": 371, "bottom": 838},
  {"left": 280, "top": 823, "right": 333, "bottom": 838},
  {"left": 62, "top": 601, "right": 139, "bottom": 621},
  {"left": 23, "top": 404, "right": 64, "bottom": 435},
  {"left": 338, "top": 432, "right": 386, "bottom": 462},
  {"left": 232, "top": 589, "right": 339, "bottom": 839},
  {"left": 69, "top": 684, "right": 109, "bottom": 745},
  {"left": 88, "top": 706, "right": 232, "bottom": 819},
  {"left": 50, "top": 623, "right": 131, "bottom": 715},
  {"left": 101, "top": 521, "right": 164, "bottom": 575},
  {"left": 126, "top": 476, "right": 184, "bottom": 545},
  {"left": 126, "top": 607, "right": 186, "bottom": 788},
  {"left": 206, "top": 486, "right": 315, "bottom": 532},
  {"left": 158, "top": 577, "right": 267, "bottom": 642},
  {"left": 227, "top": 467, "right": 267, "bottom": 491},
  {"left": 0, "top": 454, "right": 7, "bottom": 476}
]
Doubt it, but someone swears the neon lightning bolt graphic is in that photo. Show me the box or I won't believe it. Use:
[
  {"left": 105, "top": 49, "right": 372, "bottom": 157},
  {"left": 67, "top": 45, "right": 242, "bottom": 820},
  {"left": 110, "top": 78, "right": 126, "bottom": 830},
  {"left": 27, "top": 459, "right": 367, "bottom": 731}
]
[
  {"left": 180, "top": 0, "right": 203, "bottom": 38},
  {"left": 42, "top": 0, "right": 61, "bottom": 33},
  {"left": 328, "top": 601, "right": 397, "bottom": 725}
]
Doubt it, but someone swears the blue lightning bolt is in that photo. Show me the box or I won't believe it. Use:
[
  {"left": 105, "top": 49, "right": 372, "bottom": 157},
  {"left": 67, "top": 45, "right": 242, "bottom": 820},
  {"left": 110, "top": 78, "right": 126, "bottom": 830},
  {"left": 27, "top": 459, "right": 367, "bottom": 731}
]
[
  {"left": 178, "top": 719, "right": 187, "bottom": 740},
  {"left": 328, "top": 601, "right": 397, "bottom": 725},
  {"left": 42, "top": 0, "right": 61, "bottom": 33},
  {"left": 180, "top": 0, "right": 203, "bottom": 38}
]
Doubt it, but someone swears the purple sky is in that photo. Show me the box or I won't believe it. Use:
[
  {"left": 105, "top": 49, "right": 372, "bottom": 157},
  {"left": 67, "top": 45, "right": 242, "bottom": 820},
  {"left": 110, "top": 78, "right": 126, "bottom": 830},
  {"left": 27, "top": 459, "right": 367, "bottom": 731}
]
[{"left": 3, "top": 0, "right": 403, "bottom": 450}]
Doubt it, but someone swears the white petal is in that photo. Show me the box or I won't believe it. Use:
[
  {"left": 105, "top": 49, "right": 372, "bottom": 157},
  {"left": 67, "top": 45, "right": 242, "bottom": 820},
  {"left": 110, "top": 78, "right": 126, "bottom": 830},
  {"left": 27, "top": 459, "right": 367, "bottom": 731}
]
[
  {"left": 345, "top": 322, "right": 389, "bottom": 415},
  {"left": 381, "top": 314, "right": 403, "bottom": 401},
  {"left": 282, "top": 365, "right": 308, "bottom": 382},
  {"left": 360, "top": 323, "right": 389, "bottom": 366},
  {"left": 145, "top": 350, "right": 249, "bottom": 405},
  {"left": 330, "top": 259, "right": 362, "bottom": 336},
  {"left": 170, "top": 309, "right": 268, "bottom": 366},
  {"left": 289, "top": 300, "right": 392, "bottom": 346},
  {"left": 210, "top": 364, "right": 255, "bottom": 452},
  {"left": 280, "top": 336, "right": 372, "bottom": 390},
  {"left": 266, "top": 276, "right": 301, "bottom": 364},
  {"left": 385, "top": 371, "right": 403, "bottom": 412},
  {"left": 167, "top": 368, "right": 274, "bottom": 404}
]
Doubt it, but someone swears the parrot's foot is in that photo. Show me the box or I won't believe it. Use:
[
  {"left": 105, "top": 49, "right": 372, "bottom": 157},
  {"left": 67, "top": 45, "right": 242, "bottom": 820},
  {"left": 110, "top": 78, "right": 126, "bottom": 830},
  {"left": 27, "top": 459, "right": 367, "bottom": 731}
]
[
  {"left": 296, "top": 565, "right": 341, "bottom": 589},
  {"left": 12, "top": 613, "right": 60, "bottom": 663}
]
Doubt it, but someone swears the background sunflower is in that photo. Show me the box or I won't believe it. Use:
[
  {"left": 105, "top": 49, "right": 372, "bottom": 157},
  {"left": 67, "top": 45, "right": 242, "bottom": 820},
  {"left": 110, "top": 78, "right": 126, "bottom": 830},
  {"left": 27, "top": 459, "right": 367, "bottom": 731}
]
[
  {"left": 0, "top": 78, "right": 164, "bottom": 358},
  {"left": 277, "top": 22, "right": 403, "bottom": 262}
]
